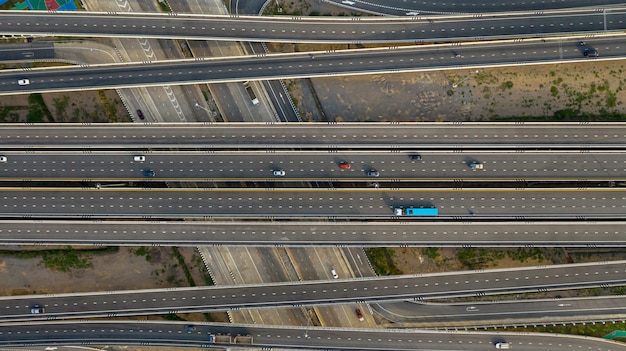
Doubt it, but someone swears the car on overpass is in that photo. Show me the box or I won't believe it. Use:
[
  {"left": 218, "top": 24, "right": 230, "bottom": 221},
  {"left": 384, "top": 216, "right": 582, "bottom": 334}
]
[
  {"left": 470, "top": 161, "right": 484, "bottom": 170},
  {"left": 30, "top": 305, "right": 45, "bottom": 314},
  {"left": 367, "top": 170, "right": 379, "bottom": 177}
]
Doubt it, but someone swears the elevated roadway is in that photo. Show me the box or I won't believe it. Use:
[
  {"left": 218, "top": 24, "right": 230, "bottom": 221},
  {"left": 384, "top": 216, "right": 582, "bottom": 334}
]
[
  {"left": 1, "top": 9, "right": 624, "bottom": 43},
  {"left": 1, "top": 219, "right": 626, "bottom": 247},
  {"left": 1, "top": 321, "right": 622, "bottom": 351},
  {"left": 0, "top": 188, "right": 625, "bottom": 219},
  {"left": 1, "top": 122, "right": 626, "bottom": 149},
  {"left": 2, "top": 261, "right": 626, "bottom": 321},
  {"left": 1, "top": 150, "right": 625, "bottom": 181},
  {"left": 2, "top": 36, "right": 626, "bottom": 95},
  {"left": 374, "top": 295, "right": 626, "bottom": 326},
  {"left": 325, "top": 0, "right": 626, "bottom": 16}
]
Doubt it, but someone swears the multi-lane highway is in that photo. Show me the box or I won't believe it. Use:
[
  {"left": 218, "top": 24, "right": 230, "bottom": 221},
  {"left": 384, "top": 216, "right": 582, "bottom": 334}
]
[
  {"left": 3, "top": 261, "right": 626, "bottom": 321},
  {"left": 1, "top": 219, "right": 626, "bottom": 247},
  {"left": 0, "top": 150, "right": 624, "bottom": 181},
  {"left": 0, "top": 9, "right": 624, "bottom": 43},
  {"left": 2, "top": 122, "right": 626, "bottom": 148},
  {"left": 2, "top": 321, "right": 623, "bottom": 351},
  {"left": 1, "top": 188, "right": 625, "bottom": 218},
  {"left": 2, "top": 36, "right": 625, "bottom": 95},
  {"left": 326, "top": 0, "right": 626, "bottom": 16},
  {"left": 375, "top": 295, "right": 626, "bottom": 326}
]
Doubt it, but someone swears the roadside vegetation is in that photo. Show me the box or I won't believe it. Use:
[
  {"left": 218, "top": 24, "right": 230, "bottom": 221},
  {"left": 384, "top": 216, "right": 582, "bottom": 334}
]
[
  {"left": 365, "top": 248, "right": 402, "bottom": 275},
  {"left": 0, "top": 246, "right": 118, "bottom": 272}
]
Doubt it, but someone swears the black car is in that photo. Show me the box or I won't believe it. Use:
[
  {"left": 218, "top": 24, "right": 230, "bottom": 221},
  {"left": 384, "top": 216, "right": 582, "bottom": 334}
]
[
  {"left": 409, "top": 154, "right": 423, "bottom": 161},
  {"left": 583, "top": 49, "right": 599, "bottom": 57},
  {"left": 143, "top": 169, "right": 155, "bottom": 177},
  {"left": 137, "top": 109, "right": 145, "bottom": 120}
]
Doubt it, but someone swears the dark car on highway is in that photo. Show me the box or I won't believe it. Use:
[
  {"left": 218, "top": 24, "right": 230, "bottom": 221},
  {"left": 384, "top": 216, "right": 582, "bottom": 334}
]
[
  {"left": 143, "top": 169, "right": 155, "bottom": 177},
  {"left": 137, "top": 109, "right": 145, "bottom": 120}
]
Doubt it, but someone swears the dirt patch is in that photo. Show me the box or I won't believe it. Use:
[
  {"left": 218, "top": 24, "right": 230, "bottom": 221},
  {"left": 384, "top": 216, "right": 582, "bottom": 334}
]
[
  {"left": 264, "top": 0, "right": 361, "bottom": 16},
  {"left": 284, "top": 54, "right": 626, "bottom": 123},
  {"left": 0, "top": 90, "right": 130, "bottom": 123},
  {"left": 392, "top": 247, "right": 553, "bottom": 275},
  {"left": 392, "top": 247, "right": 626, "bottom": 276},
  {"left": 0, "top": 246, "right": 183, "bottom": 295}
]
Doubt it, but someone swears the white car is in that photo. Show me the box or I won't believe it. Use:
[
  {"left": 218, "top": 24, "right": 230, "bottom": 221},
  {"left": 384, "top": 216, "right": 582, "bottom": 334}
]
[
  {"left": 273, "top": 170, "right": 285, "bottom": 177},
  {"left": 495, "top": 342, "right": 510, "bottom": 349},
  {"left": 470, "top": 162, "right": 484, "bottom": 170},
  {"left": 18, "top": 79, "right": 30, "bottom": 86},
  {"left": 133, "top": 155, "right": 146, "bottom": 162},
  {"left": 30, "top": 305, "right": 45, "bottom": 314},
  {"left": 330, "top": 269, "right": 339, "bottom": 279},
  {"left": 0, "top": 156, "right": 6, "bottom": 163}
]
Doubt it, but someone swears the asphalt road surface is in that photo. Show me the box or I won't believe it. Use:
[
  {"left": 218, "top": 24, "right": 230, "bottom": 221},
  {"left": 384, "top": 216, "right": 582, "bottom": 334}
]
[
  {"left": 1, "top": 122, "right": 626, "bottom": 149},
  {"left": 0, "top": 188, "right": 625, "bottom": 218},
  {"left": 0, "top": 151, "right": 624, "bottom": 181},
  {"left": 2, "top": 36, "right": 625, "bottom": 94},
  {"left": 0, "top": 10, "right": 623, "bottom": 43},
  {"left": 3, "top": 261, "right": 626, "bottom": 321},
  {"left": 0, "top": 220, "right": 625, "bottom": 247},
  {"left": 325, "top": 0, "right": 626, "bottom": 16},
  {"left": 1, "top": 321, "right": 623, "bottom": 351},
  {"left": 374, "top": 295, "right": 626, "bottom": 325}
]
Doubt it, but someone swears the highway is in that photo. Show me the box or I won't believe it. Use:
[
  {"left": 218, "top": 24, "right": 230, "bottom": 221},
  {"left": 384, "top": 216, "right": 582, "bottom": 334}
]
[
  {"left": 0, "top": 150, "right": 624, "bottom": 181},
  {"left": 3, "top": 261, "right": 626, "bottom": 321},
  {"left": 0, "top": 9, "right": 624, "bottom": 43},
  {"left": 1, "top": 321, "right": 623, "bottom": 351},
  {"left": 1, "top": 188, "right": 626, "bottom": 219},
  {"left": 2, "top": 36, "right": 625, "bottom": 95},
  {"left": 326, "top": 0, "right": 626, "bottom": 16},
  {"left": 1, "top": 219, "right": 626, "bottom": 247},
  {"left": 374, "top": 295, "right": 626, "bottom": 326},
  {"left": 2, "top": 122, "right": 626, "bottom": 149}
]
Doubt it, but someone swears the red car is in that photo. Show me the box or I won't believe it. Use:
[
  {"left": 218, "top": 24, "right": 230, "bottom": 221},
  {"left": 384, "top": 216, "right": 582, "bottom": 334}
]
[
  {"left": 355, "top": 308, "right": 364, "bottom": 321},
  {"left": 339, "top": 162, "right": 351, "bottom": 169}
]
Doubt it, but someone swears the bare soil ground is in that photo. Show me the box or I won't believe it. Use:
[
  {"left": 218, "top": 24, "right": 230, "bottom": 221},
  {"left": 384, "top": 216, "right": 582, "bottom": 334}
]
[
  {"left": 0, "top": 90, "right": 129, "bottom": 123},
  {"left": 283, "top": 51, "right": 626, "bottom": 123}
]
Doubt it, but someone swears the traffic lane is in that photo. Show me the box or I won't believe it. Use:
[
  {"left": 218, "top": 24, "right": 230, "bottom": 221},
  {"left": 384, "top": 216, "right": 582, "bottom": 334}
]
[
  {"left": 375, "top": 295, "right": 626, "bottom": 323},
  {"left": 0, "top": 10, "right": 619, "bottom": 43},
  {"left": 2, "top": 321, "right": 623, "bottom": 351},
  {"left": 327, "top": 0, "right": 626, "bottom": 15},
  {"left": 4, "top": 260, "right": 626, "bottom": 320},
  {"left": 2, "top": 36, "right": 626, "bottom": 94},
  {"left": 2, "top": 122, "right": 626, "bottom": 147},
  {"left": 3, "top": 220, "right": 626, "bottom": 247},
  {"left": 0, "top": 43, "right": 54, "bottom": 62},
  {"left": 1, "top": 188, "right": 626, "bottom": 218},
  {"left": 0, "top": 151, "right": 625, "bottom": 180}
]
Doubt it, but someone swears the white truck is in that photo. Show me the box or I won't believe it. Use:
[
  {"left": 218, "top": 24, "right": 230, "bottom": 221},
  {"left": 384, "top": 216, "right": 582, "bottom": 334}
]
[{"left": 243, "top": 81, "right": 259, "bottom": 105}]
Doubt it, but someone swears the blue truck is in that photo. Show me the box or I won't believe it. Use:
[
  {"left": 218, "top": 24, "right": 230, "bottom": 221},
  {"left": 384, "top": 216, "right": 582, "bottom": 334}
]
[{"left": 394, "top": 207, "right": 439, "bottom": 216}]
